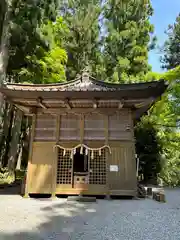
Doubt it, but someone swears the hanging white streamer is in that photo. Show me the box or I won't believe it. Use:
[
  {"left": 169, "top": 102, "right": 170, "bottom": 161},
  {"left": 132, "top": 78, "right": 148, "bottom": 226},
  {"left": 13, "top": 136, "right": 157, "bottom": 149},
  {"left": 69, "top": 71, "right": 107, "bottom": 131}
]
[
  {"left": 70, "top": 150, "right": 73, "bottom": 159},
  {"left": 73, "top": 148, "right": 76, "bottom": 155},
  {"left": 80, "top": 146, "right": 83, "bottom": 154},
  {"left": 91, "top": 150, "right": 94, "bottom": 159},
  {"left": 53, "top": 143, "right": 112, "bottom": 155},
  {"left": 63, "top": 149, "right": 66, "bottom": 156}
]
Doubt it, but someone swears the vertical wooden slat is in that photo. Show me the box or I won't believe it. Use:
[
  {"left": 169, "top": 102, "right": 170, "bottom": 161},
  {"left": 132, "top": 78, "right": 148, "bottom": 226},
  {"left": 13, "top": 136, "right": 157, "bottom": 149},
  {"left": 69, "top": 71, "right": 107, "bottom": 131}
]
[
  {"left": 131, "top": 143, "right": 137, "bottom": 189},
  {"left": 104, "top": 115, "right": 109, "bottom": 145},
  {"left": 24, "top": 114, "right": 36, "bottom": 197},
  {"left": 52, "top": 115, "right": 60, "bottom": 197},
  {"left": 60, "top": 113, "right": 80, "bottom": 140},
  {"left": 130, "top": 109, "right": 135, "bottom": 141},
  {"left": 80, "top": 113, "right": 84, "bottom": 144},
  {"left": 34, "top": 114, "right": 56, "bottom": 141},
  {"left": 56, "top": 115, "right": 60, "bottom": 143},
  {"left": 29, "top": 114, "right": 36, "bottom": 163},
  {"left": 124, "top": 147, "right": 128, "bottom": 182},
  {"left": 84, "top": 113, "right": 105, "bottom": 140}
]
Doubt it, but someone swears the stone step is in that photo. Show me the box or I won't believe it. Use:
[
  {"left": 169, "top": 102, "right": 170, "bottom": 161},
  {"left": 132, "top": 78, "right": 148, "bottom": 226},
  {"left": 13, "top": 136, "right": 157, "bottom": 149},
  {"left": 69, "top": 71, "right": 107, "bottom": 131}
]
[{"left": 67, "top": 196, "right": 97, "bottom": 202}]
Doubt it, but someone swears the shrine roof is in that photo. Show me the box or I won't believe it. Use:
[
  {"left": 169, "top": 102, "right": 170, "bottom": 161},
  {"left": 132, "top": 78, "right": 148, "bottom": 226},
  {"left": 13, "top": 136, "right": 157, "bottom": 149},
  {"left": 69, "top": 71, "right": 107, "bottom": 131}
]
[
  {"left": 0, "top": 71, "right": 168, "bottom": 118},
  {"left": 0, "top": 71, "right": 167, "bottom": 99}
]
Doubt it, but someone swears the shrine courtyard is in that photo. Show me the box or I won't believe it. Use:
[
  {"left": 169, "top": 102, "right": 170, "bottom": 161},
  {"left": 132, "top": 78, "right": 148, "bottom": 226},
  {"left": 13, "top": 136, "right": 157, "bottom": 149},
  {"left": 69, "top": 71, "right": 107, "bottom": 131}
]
[{"left": 0, "top": 188, "right": 180, "bottom": 240}]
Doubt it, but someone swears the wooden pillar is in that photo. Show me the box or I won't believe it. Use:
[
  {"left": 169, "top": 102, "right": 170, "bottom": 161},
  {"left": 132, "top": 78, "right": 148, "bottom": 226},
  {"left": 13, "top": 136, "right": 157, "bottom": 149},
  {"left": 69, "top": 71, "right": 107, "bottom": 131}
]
[
  {"left": 24, "top": 114, "right": 36, "bottom": 198},
  {"left": 79, "top": 114, "right": 84, "bottom": 196},
  {"left": 130, "top": 109, "right": 138, "bottom": 196},
  {"left": 51, "top": 115, "right": 60, "bottom": 198},
  {"left": 105, "top": 115, "right": 110, "bottom": 199}
]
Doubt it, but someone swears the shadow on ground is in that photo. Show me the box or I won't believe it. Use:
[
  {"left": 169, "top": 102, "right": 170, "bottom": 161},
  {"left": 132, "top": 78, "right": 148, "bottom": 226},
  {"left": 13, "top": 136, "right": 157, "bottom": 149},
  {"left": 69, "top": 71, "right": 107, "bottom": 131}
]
[{"left": 0, "top": 198, "right": 100, "bottom": 240}]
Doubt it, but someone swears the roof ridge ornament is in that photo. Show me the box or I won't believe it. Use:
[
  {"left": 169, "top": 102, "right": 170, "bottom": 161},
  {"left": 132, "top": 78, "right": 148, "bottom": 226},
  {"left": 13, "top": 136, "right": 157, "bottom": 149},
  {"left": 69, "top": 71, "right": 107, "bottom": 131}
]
[{"left": 81, "top": 66, "right": 90, "bottom": 83}]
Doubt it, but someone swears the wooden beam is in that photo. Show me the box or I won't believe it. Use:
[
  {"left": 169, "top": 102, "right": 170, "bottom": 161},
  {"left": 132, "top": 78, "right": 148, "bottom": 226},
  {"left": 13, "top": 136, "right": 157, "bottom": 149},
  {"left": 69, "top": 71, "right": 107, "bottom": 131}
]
[
  {"left": 29, "top": 107, "right": 37, "bottom": 114},
  {"left": 37, "top": 97, "right": 47, "bottom": 109},
  {"left": 93, "top": 98, "right": 98, "bottom": 109},
  {"left": 8, "top": 98, "right": 154, "bottom": 107},
  {"left": 64, "top": 98, "right": 72, "bottom": 109},
  {"left": 37, "top": 107, "right": 123, "bottom": 115},
  {"left": 14, "top": 104, "right": 31, "bottom": 114},
  {"left": 134, "top": 98, "right": 154, "bottom": 109},
  {"left": 118, "top": 101, "right": 124, "bottom": 109}
]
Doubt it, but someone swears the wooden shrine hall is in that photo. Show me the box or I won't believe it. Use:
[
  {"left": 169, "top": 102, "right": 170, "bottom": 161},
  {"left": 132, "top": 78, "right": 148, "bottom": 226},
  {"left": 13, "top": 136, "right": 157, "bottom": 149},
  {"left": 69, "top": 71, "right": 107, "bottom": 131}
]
[{"left": 0, "top": 71, "right": 167, "bottom": 197}]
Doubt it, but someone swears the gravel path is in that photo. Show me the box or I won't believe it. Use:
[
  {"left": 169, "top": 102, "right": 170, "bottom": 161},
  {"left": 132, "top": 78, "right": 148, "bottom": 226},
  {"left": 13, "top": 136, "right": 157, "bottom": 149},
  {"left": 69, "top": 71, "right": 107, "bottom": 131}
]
[{"left": 0, "top": 188, "right": 180, "bottom": 240}]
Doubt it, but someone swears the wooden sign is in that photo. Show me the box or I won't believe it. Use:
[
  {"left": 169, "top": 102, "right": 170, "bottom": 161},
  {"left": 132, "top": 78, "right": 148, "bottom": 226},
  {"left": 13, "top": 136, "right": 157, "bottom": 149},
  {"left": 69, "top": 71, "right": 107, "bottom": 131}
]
[{"left": 110, "top": 165, "right": 119, "bottom": 172}]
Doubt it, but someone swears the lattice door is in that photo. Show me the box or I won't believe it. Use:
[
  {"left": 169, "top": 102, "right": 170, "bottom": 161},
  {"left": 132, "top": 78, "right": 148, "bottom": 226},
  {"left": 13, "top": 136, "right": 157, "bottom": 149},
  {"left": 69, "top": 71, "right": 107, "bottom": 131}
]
[
  {"left": 89, "top": 149, "right": 106, "bottom": 185},
  {"left": 57, "top": 149, "right": 72, "bottom": 185}
]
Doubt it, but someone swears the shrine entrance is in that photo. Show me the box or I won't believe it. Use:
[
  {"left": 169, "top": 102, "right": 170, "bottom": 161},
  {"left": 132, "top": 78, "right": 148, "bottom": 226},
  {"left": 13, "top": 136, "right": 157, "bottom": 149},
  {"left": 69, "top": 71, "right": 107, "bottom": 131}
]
[
  {"left": 73, "top": 148, "right": 89, "bottom": 190},
  {"left": 56, "top": 144, "right": 109, "bottom": 194}
]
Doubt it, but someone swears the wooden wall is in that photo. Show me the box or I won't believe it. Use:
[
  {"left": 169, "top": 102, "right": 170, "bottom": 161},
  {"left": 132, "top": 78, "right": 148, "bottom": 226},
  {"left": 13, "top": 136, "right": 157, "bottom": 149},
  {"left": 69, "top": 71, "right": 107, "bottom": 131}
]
[
  {"left": 27, "top": 142, "right": 56, "bottom": 193},
  {"left": 27, "top": 141, "right": 136, "bottom": 195},
  {"left": 26, "top": 108, "right": 137, "bottom": 196},
  {"left": 108, "top": 141, "right": 137, "bottom": 195},
  {"left": 34, "top": 109, "right": 134, "bottom": 142}
]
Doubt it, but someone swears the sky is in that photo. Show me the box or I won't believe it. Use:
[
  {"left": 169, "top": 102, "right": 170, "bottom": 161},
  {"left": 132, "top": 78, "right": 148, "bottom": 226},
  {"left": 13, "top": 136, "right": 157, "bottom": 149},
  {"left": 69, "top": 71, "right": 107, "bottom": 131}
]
[{"left": 149, "top": 0, "right": 180, "bottom": 73}]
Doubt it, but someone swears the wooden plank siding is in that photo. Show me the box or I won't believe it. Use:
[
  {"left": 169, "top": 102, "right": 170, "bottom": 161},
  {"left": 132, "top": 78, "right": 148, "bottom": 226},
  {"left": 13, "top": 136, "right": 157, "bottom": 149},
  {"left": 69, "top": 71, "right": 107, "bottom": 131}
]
[
  {"left": 108, "top": 142, "right": 136, "bottom": 191},
  {"left": 34, "top": 114, "right": 56, "bottom": 141},
  {"left": 28, "top": 142, "right": 56, "bottom": 193},
  {"left": 27, "top": 109, "right": 137, "bottom": 196},
  {"left": 33, "top": 109, "right": 133, "bottom": 142}
]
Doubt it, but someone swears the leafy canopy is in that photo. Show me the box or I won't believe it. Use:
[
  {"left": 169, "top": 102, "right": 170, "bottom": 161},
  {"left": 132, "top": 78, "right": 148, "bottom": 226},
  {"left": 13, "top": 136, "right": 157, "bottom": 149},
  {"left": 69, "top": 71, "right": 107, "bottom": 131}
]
[
  {"left": 18, "top": 17, "right": 68, "bottom": 83},
  {"left": 162, "top": 14, "right": 180, "bottom": 70}
]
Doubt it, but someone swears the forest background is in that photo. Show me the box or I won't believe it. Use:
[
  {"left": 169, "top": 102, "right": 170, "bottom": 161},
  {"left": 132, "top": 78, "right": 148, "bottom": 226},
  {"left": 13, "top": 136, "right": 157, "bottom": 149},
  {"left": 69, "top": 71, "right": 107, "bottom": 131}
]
[{"left": 0, "top": 0, "right": 179, "bottom": 186}]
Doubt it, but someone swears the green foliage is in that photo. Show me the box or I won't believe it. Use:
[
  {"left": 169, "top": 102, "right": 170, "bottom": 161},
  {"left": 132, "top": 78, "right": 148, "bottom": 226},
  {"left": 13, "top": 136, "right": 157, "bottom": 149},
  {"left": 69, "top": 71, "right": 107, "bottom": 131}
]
[
  {"left": 59, "top": 0, "right": 102, "bottom": 80},
  {"left": 0, "top": 169, "right": 14, "bottom": 184},
  {"left": 135, "top": 117, "right": 163, "bottom": 183},
  {"left": 0, "top": 0, "right": 179, "bottom": 186},
  {"left": 7, "top": 0, "right": 66, "bottom": 83},
  {"left": 145, "top": 66, "right": 180, "bottom": 186},
  {"left": 103, "top": 0, "right": 155, "bottom": 82},
  {"left": 59, "top": 0, "right": 155, "bottom": 82},
  {"left": 0, "top": 168, "right": 25, "bottom": 184},
  {"left": 162, "top": 14, "right": 180, "bottom": 70},
  {"left": 158, "top": 133, "right": 180, "bottom": 186},
  {"left": 17, "top": 17, "right": 68, "bottom": 83}
]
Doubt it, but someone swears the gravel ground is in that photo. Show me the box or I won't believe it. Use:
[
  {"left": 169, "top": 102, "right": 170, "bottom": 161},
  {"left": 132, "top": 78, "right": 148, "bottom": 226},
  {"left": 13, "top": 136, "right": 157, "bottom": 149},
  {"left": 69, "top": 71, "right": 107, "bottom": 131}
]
[{"left": 0, "top": 188, "right": 180, "bottom": 240}]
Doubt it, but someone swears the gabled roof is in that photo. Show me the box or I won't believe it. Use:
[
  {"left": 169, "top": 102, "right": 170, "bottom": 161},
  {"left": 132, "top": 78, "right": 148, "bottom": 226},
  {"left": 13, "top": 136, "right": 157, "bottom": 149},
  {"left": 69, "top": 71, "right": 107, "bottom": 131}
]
[
  {"left": 0, "top": 70, "right": 168, "bottom": 118},
  {"left": 2, "top": 71, "right": 167, "bottom": 93},
  {"left": 0, "top": 71, "right": 168, "bottom": 100}
]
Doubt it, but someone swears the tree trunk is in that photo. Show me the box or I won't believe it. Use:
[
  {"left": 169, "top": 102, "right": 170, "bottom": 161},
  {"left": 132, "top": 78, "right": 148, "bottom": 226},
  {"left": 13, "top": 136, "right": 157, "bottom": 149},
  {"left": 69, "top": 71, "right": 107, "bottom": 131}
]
[
  {"left": 0, "top": 1, "right": 11, "bottom": 168},
  {"left": 1, "top": 104, "right": 14, "bottom": 167},
  {"left": 0, "top": 0, "right": 9, "bottom": 83},
  {"left": 8, "top": 109, "right": 23, "bottom": 175}
]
